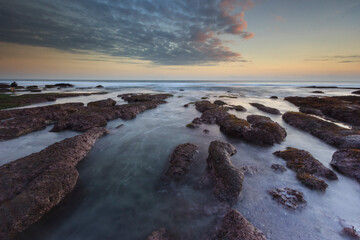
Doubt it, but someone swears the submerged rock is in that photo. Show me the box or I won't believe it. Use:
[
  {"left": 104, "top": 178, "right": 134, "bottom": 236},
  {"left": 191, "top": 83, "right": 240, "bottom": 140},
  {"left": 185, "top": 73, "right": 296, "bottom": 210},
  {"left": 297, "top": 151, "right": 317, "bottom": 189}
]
[
  {"left": 284, "top": 96, "right": 360, "bottom": 127},
  {"left": 311, "top": 91, "right": 324, "bottom": 94},
  {"left": 213, "top": 209, "right": 267, "bottom": 240},
  {"left": 118, "top": 93, "right": 173, "bottom": 103},
  {"left": 268, "top": 188, "right": 306, "bottom": 210},
  {"left": 146, "top": 228, "right": 176, "bottom": 240},
  {"left": 206, "top": 140, "right": 244, "bottom": 205},
  {"left": 296, "top": 173, "right": 328, "bottom": 191},
  {"left": 231, "top": 105, "right": 246, "bottom": 112},
  {"left": 163, "top": 143, "right": 199, "bottom": 182},
  {"left": 214, "top": 100, "right": 227, "bottom": 106},
  {"left": 331, "top": 149, "right": 360, "bottom": 183},
  {"left": 0, "top": 127, "right": 108, "bottom": 239},
  {"left": 54, "top": 83, "right": 74, "bottom": 88},
  {"left": 194, "top": 100, "right": 219, "bottom": 113},
  {"left": 250, "top": 103, "right": 281, "bottom": 115},
  {"left": 271, "top": 164, "right": 287, "bottom": 172},
  {"left": 270, "top": 96, "right": 278, "bottom": 99},
  {"left": 282, "top": 112, "right": 360, "bottom": 149}
]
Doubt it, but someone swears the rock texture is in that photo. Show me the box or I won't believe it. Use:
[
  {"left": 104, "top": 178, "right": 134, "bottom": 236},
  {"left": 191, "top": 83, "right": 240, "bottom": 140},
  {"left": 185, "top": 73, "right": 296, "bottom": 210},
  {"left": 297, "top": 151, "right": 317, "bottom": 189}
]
[
  {"left": 273, "top": 147, "right": 337, "bottom": 190},
  {"left": 285, "top": 96, "right": 360, "bottom": 127},
  {"left": 118, "top": 93, "right": 173, "bottom": 103},
  {"left": 282, "top": 112, "right": 360, "bottom": 149},
  {"left": 271, "top": 164, "right": 287, "bottom": 172},
  {"left": 214, "top": 209, "right": 267, "bottom": 240},
  {"left": 206, "top": 141, "right": 244, "bottom": 205},
  {"left": 0, "top": 127, "right": 108, "bottom": 240},
  {"left": 268, "top": 188, "right": 306, "bottom": 210},
  {"left": 331, "top": 149, "right": 360, "bottom": 183},
  {"left": 146, "top": 228, "right": 175, "bottom": 240},
  {"left": 250, "top": 103, "right": 281, "bottom": 115},
  {"left": 163, "top": 143, "right": 199, "bottom": 182}
]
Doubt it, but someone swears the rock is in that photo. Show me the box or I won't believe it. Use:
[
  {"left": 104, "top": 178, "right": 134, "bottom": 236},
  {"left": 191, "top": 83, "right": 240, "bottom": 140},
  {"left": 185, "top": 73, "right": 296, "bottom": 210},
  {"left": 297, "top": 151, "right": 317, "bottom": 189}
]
[
  {"left": 270, "top": 96, "right": 278, "bottom": 99},
  {"left": 183, "top": 104, "right": 189, "bottom": 107},
  {"left": 298, "top": 107, "right": 323, "bottom": 116},
  {"left": 179, "top": 89, "right": 184, "bottom": 91},
  {"left": 0, "top": 128, "right": 108, "bottom": 239},
  {"left": 232, "top": 105, "right": 246, "bottom": 112},
  {"left": 268, "top": 188, "right": 306, "bottom": 210},
  {"left": 241, "top": 166, "right": 259, "bottom": 175},
  {"left": 45, "top": 85, "right": 56, "bottom": 88},
  {"left": 30, "top": 89, "right": 42, "bottom": 92},
  {"left": 331, "top": 149, "right": 360, "bottom": 183},
  {"left": 163, "top": 143, "right": 199, "bottom": 182},
  {"left": 146, "top": 228, "right": 176, "bottom": 240},
  {"left": 206, "top": 140, "right": 244, "bottom": 205},
  {"left": 284, "top": 96, "right": 360, "bottom": 127},
  {"left": 26, "top": 85, "right": 38, "bottom": 90},
  {"left": 353, "top": 90, "right": 360, "bottom": 95},
  {"left": 243, "top": 115, "right": 287, "bottom": 145},
  {"left": 271, "top": 164, "right": 287, "bottom": 172},
  {"left": 54, "top": 83, "right": 74, "bottom": 88},
  {"left": 214, "top": 100, "right": 227, "bottom": 106},
  {"left": 95, "top": 85, "right": 104, "bottom": 88},
  {"left": 342, "top": 227, "right": 360, "bottom": 240},
  {"left": 0, "top": 83, "right": 10, "bottom": 88},
  {"left": 311, "top": 91, "right": 324, "bottom": 94},
  {"left": 296, "top": 173, "right": 328, "bottom": 191},
  {"left": 214, "top": 209, "right": 267, "bottom": 240},
  {"left": 116, "top": 124, "right": 124, "bottom": 129},
  {"left": 201, "top": 97, "right": 209, "bottom": 99},
  {"left": 282, "top": 112, "right": 360, "bottom": 149},
  {"left": 87, "top": 98, "right": 116, "bottom": 107},
  {"left": 186, "top": 123, "right": 197, "bottom": 128},
  {"left": 273, "top": 147, "right": 338, "bottom": 180},
  {"left": 273, "top": 147, "right": 337, "bottom": 190},
  {"left": 203, "top": 129, "right": 210, "bottom": 134},
  {"left": 194, "top": 100, "right": 219, "bottom": 113},
  {"left": 118, "top": 93, "right": 173, "bottom": 103},
  {"left": 250, "top": 103, "right": 281, "bottom": 115},
  {"left": 46, "top": 96, "right": 57, "bottom": 101}
]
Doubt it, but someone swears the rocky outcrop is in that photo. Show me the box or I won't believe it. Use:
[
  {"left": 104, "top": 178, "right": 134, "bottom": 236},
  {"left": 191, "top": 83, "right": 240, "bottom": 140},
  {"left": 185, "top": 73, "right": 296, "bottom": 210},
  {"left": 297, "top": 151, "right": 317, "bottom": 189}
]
[
  {"left": 331, "top": 149, "right": 360, "bottom": 183},
  {"left": 282, "top": 112, "right": 360, "bottom": 149},
  {"left": 0, "top": 94, "right": 172, "bottom": 139},
  {"left": 268, "top": 188, "right": 306, "bottom": 210},
  {"left": 250, "top": 103, "right": 281, "bottom": 115},
  {"left": 0, "top": 127, "right": 108, "bottom": 240},
  {"left": 213, "top": 209, "right": 267, "bottom": 240},
  {"left": 214, "top": 100, "right": 227, "bottom": 106},
  {"left": 206, "top": 141, "right": 244, "bottom": 205},
  {"left": 284, "top": 96, "right": 360, "bottom": 127},
  {"left": 194, "top": 100, "right": 219, "bottom": 113},
  {"left": 273, "top": 147, "right": 337, "bottom": 190},
  {"left": 118, "top": 93, "right": 173, "bottom": 103},
  {"left": 230, "top": 105, "right": 246, "bottom": 112},
  {"left": 163, "top": 143, "right": 199, "bottom": 182},
  {"left": 146, "top": 228, "right": 175, "bottom": 240}
]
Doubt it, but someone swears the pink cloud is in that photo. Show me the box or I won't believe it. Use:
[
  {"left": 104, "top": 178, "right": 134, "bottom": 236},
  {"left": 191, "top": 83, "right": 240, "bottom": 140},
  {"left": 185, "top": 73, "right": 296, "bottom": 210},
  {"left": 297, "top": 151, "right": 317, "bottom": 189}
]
[{"left": 242, "top": 32, "right": 255, "bottom": 39}]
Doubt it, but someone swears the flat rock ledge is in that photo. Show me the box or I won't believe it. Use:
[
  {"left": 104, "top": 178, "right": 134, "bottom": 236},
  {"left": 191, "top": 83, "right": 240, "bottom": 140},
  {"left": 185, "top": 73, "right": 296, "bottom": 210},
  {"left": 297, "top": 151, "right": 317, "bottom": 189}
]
[
  {"left": 282, "top": 112, "right": 360, "bottom": 149},
  {"left": 273, "top": 147, "right": 337, "bottom": 191},
  {"left": 206, "top": 140, "right": 244, "bottom": 205},
  {"left": 163, "top": 143, "right": 199, "bottom": 182},
  {"left": 331, "top": 149, "right": 360, "bottom": 183},
  {"left": 268, "top": 188, "right": 306, "bottom": 210},
  {"left": 213, "top": 209, "right": 267, "bottom": 240},
  {"left": 250, "top": 103, "right": 281, "bottom": 115},
  {"left": 0, "top": 127, "right": 108, "bottom": 239},
  {"left": 191, "top": 101, "right": 287, "bottom": 146}
]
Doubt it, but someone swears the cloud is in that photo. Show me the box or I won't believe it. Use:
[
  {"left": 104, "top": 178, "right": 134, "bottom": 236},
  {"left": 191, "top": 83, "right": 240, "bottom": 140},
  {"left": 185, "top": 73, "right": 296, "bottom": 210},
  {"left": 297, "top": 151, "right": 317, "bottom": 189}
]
[
  {"left": 0, "top": 0, "right": 255, "bottom": 65},
  {"left": 275, "top": 15, "right": 284, "bottom": 22},
  {"left": 304, "top": 55, "right": 360, "bottom": 63}
]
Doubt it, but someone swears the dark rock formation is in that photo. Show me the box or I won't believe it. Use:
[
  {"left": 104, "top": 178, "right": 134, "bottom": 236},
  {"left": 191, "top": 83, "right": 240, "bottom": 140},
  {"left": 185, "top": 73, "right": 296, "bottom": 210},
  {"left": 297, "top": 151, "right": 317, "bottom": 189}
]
[
  {"left": 270, "top": 96, "right": 278, "bottom": 99},
  {"left": 0, "top": 128, "right": 107, "bottom": 239},
  {"left": 250, "top": 103, "right": 281, "bottom": 115},
  {"left": 311, "top": 91, "right": 324, "bottom": 94},
  {"left": 54, "top": 83, "right": 74, "bottom": 88},
  {"left": 231, "top": 105, "right": 246, "bottom": 112},
  {"left": 271, "top": 164, "right": 287, "bottom": 172},
  {"left": 194, "top": 100, "right": 219, "bottom": 113},
  {"left": 268, "top": 188, "right": 306, "bottom": 210},
  {"left": 353, "top": 90, "right": 360, "bottom": 95},
  {"left": 45, "top": 85, "right": 56, "bottom": 88},
  {"left": 116, "top": 124, "right": 124, "bottom": 129},
  {"left": 206, "top": 141, "right": 244, "bottom": 205},
  {"left": 87, "top": 98, "right": 116, "bottom": 108},
  {"left": 214, "top": 100, "right": 227, "bottom": 106},
  {"left": 214, "top": 209, "right": 267, "bottom": 240},
  {"left": 203, "top": 129, "right": 210, "bottom": 134},
  {"left": 274, "top": 147, "right": 337, "bottom": 190},
  {"left": 183, "top": 104, "right": 189, "bottom": 108},
  {"left": 282, "top": 112, "right": 360, "bottom": 149},
  {"left": 284, "top": 96, "right": 360, "bottom": 127},
  {"left": 118, "top": 93, "right": 173, "bottom": 103},
  {"left": 0, "top": 83, "right": 10, "bottom": 88},
  {"left": 95, "top": 85, "right": 104, "bottom": 88},
  {"left": 331, "top": 149, "right": 360, "bottom": 183},
  {"left": 163, "top": 143, "right": 199, "bottom": 182},
  {"left": 146, "top": 228, "right": 175, "bottom": 240}
]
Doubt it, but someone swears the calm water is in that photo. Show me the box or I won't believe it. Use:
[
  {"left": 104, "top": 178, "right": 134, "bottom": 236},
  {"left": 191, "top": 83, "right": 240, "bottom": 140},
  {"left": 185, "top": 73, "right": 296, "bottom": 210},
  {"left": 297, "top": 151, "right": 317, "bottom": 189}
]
[{"left": 0, "top": 81, "right": 359, "bottom": 240}]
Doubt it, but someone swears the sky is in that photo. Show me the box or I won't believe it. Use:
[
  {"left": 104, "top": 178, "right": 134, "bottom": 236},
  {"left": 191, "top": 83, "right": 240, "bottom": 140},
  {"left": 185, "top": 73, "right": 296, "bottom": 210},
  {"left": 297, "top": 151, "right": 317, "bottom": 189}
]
[{"left": 0, "top": 0, "right": 359, "bottom": 81}]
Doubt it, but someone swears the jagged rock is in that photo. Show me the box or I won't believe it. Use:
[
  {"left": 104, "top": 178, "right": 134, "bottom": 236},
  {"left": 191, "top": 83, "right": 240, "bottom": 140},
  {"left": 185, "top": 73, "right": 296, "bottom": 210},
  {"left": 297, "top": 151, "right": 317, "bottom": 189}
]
[
  {"left": 282, "top": 112, "right": 360, "bottom": 149},
  {"left": 296, "top": 173, "right": 328, "bottom": 191},
  {"left": 146, "top": 228, "right": 176, "bottom": 240},
  {"left": 87, "top": 98, "right": 116, "bottom": 107},
  {"left": 331, "top": 149, "right": 360, "bottom": 183},
  {"left": 250, "top": 103, "right": 281, "bottom": 115},
  {"left": 0, "top": 128, "right": 108, "bottom": 239},
  {"left": 285, "top": 96, "right": 360, "bottom": 127},
  {"left": 271, "top": 164, "right": 287, "bottom": 172},
  {"left": 206, "top": 140, "right": 244, "bottom": 205},
  {"left": 213, "top": 209, "right": 267, "bottom": 240},
  {"left": 268, "top": 188, "right": 306, "bottom": 210},
  {"left": 214, "top": 100, "right": 227, "bottom": 106},
  {"left": 163, "top": 143, "right": 199, "bottom": 182}
]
